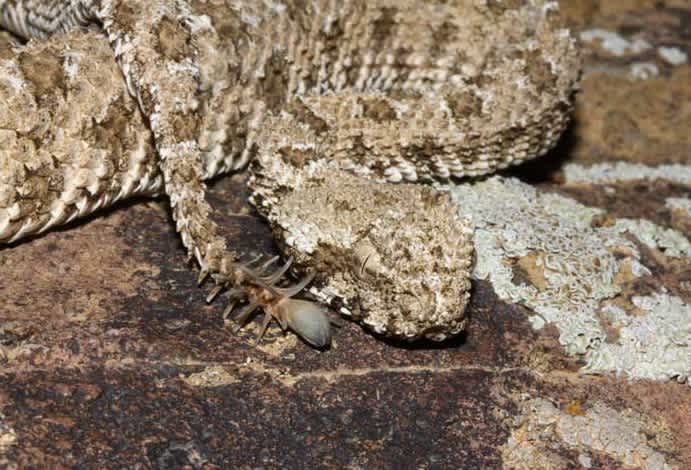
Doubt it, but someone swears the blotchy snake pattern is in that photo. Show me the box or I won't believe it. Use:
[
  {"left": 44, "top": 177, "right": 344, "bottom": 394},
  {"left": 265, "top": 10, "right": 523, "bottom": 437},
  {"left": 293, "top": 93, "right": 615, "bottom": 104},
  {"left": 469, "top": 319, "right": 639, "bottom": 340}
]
[{"left": 0, "top": 0, "right": 580, "bottom": 346}]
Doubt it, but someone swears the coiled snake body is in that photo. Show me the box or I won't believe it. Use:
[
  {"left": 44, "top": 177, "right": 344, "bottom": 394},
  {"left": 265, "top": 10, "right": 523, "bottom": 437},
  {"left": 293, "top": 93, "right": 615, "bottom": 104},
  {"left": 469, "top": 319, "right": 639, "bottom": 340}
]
[{"left": 0, "top": 0, "right": 580, "bottom": 346}]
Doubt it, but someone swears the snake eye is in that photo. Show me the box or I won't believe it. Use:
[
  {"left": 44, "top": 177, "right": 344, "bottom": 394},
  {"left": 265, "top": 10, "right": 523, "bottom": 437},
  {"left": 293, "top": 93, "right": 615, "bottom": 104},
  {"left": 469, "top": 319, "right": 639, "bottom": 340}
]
[{"left": 353, "top": 239, "right": 386, "bottom": 279}]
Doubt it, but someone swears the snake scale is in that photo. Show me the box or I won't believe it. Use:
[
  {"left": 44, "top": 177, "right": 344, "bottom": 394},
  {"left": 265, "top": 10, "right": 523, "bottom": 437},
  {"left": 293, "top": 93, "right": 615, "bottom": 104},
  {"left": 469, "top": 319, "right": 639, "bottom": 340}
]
[{"left": 0, "top": 0, "right": 580, "bottom": 347}]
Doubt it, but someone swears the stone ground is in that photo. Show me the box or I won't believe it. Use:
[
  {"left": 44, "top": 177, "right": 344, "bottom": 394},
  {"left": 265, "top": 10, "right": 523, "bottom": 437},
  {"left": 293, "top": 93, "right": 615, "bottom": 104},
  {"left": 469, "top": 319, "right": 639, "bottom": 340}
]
[{"left": 1, "top": 1, "right": 689, "bottom": 468}]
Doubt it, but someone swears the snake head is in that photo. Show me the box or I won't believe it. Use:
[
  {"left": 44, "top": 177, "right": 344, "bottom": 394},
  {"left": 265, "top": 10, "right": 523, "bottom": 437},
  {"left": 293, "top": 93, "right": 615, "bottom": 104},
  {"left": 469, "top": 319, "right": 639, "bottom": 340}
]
[{"left": 251, "top": 161, "right": 474, "bottom": 342}]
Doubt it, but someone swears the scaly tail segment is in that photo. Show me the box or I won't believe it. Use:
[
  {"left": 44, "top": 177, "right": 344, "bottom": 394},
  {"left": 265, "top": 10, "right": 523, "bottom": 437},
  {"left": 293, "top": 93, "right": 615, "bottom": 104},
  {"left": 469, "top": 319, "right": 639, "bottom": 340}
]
[
  {"left": 0, "top": 0, "right": 328, "bottom": 346},
  {"left": 100, "top": 1, "right": 330, "bottom": 346}
]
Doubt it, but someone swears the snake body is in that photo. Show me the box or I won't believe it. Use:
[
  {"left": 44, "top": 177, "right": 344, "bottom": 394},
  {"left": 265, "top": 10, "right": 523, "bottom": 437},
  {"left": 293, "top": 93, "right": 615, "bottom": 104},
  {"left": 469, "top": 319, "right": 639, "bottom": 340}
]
[{"left": 0, "top": 1, "right": 580, "bottom": 345}]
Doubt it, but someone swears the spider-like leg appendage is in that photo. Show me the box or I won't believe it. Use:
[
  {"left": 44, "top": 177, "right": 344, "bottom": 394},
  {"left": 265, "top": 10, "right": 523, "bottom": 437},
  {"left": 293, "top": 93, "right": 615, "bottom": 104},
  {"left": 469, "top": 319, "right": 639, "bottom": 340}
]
[{"left": 208, "top": 254, "right": 332, "bottom": 348}]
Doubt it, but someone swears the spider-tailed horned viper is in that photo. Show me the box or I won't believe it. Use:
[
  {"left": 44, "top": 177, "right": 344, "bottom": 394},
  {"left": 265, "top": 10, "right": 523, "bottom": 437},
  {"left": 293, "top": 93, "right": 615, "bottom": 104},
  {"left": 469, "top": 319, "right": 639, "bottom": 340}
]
[{"left": 0, "top": 0, "right": 580, "bottom": 347}]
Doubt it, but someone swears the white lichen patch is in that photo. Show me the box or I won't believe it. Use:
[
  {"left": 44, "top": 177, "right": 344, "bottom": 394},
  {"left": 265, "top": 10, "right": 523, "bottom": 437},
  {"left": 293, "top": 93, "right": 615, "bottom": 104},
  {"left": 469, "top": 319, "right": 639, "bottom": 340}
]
[
  {"left": 182, "top": 365, "right": 239, "bottom": 387},
  {"left": 502, "top": 399, "right": 673, "bottom": 470},
  {"left": 446, "top": 176, "right": 690, "bottom": 383},
  {"left": 583, "top": 294, "right": 690, "bottom": 383},
  {"left": 657, "top": 46, "right": 688, "bottom": 66},
  {"left": 449, "top": 177, "right": 621, "bottom": 356},
  {"left": 630, "top": 62, "right": 659, "bottom": 80},
  {"left": 607, "top": 218, "right": 690, "bottom": 259},
  {"left": 580, "top": 28, "right": 652, "bottom": 56},
  {"left": 563, "top": 162, "right": 691, "bottom": 186},
  {"left": 666, "top": 196, "right": 691, "bottom": 215}
]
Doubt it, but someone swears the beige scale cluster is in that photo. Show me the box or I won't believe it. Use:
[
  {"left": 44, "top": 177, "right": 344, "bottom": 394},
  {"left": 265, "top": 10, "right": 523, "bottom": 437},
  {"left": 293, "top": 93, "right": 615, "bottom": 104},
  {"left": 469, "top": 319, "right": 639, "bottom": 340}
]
[{"left": 0, "top": 0, "right": 580, "bottom": 346}]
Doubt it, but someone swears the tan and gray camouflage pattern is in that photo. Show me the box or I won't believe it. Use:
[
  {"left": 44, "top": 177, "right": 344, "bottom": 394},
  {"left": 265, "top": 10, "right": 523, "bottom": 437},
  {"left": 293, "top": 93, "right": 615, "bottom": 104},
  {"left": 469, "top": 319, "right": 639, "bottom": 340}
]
[{"left": 0, "top": 0, "right": 580, "bottom": 342}]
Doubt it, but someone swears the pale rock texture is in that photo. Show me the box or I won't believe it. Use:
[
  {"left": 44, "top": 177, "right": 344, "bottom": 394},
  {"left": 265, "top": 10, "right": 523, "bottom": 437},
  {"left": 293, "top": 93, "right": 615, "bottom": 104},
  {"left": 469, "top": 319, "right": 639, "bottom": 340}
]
[
  {"left": 502, "top": 399, "right": 674, "bottom": 470},
  {"left": 449, "top": 176, "right": 690, "bottom": 383}
]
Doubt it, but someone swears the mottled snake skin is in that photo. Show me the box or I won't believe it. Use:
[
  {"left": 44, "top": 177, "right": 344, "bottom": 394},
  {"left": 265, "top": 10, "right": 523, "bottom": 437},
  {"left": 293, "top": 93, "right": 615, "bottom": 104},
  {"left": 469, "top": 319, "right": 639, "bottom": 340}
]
[{"left": 0, "top": 0, "right": 580, "bottom": 346}]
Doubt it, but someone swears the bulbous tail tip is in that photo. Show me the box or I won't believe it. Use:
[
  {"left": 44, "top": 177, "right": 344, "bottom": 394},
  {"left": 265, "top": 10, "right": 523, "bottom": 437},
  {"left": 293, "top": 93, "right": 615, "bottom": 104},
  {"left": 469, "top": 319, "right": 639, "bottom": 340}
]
[{"left": 279, "top": 298, "right": 332, "bottom": 348}]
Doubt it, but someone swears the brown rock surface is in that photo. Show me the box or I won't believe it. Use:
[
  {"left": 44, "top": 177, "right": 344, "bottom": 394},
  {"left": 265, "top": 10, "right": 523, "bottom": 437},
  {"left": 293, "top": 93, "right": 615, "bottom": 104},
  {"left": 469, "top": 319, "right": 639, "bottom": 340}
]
[{"left": 1, "top": 2, "right": 689, "bottom": 468}]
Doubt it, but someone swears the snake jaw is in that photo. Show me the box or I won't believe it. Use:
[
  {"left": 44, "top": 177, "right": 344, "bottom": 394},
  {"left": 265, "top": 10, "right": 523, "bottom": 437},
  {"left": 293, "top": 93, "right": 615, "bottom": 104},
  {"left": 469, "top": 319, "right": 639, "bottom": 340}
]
[{"left": 270, "top": 298, "right": 332, "bottom": 348}]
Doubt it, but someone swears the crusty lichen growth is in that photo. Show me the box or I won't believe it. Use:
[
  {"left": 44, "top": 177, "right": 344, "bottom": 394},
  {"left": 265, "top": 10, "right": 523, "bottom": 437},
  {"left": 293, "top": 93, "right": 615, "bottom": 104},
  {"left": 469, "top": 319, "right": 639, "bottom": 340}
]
[
  {"left": 580, "top": 28, "right": 652, "bottom": 57},
  {"left": 449, "top": 176, "right": 690, "bottom": 383},
  {"left": 608, "top": 218, "right": 690, "bottom": 259},
  {"left": 182, "top": 365, "right": 239, "bottom": 388},
  {"left": 502, "top": 399, "right": 674, "bottom": 470},
  {"left": 563, "top": 162, "right": 691, "bottom": 186},
  {"left": 582, "top": 294, "right": 690, "bottom": 383}
]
